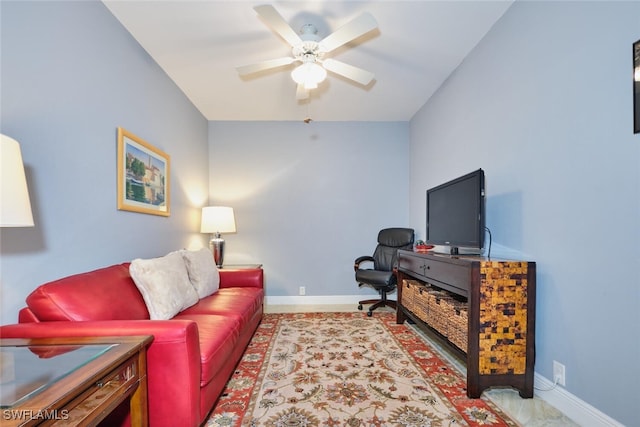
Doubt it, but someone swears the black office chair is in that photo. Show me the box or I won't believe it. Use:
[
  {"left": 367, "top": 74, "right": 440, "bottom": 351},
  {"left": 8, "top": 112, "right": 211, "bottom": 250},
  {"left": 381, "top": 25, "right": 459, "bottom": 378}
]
[{"left": 354, "top": 228, "right": 414, "bottom": 316}]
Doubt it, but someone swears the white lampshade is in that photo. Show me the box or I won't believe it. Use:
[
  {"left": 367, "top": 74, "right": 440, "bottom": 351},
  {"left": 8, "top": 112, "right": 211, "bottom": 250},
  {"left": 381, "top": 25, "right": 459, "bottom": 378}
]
[
  {"left": 635, "top": 66, "right": 640, "bottom": 82},
  {"left": 1, "top": 134, "right": 34, "bottom": 227},
  {"left": 200, "top": 206, "right": 236, "bottom": 234},
  {"left": 291, "top": 62, "right": 327, "bottom": 89}
]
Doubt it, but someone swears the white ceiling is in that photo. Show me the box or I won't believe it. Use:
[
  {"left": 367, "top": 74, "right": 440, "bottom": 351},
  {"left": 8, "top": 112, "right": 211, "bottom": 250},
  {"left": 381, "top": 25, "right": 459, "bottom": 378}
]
[{"left": 103, "top": 1, "right": 513, "bottom": 122}]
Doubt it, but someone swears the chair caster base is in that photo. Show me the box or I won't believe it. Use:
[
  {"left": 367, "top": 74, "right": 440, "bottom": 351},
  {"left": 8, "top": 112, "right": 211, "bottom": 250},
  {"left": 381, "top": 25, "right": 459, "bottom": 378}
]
[
  {"left": 358, "top": 304, "right": 363, "bottom": 310},
  {"left": 367, "top": 311, "right": 373, "bottom": 317}
]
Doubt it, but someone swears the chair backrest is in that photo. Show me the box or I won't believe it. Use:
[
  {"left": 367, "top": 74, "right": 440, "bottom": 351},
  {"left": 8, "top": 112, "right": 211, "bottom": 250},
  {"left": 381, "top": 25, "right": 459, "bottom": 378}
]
[{"left": 372, "top": 228, "right": 414, "bottom": 271}]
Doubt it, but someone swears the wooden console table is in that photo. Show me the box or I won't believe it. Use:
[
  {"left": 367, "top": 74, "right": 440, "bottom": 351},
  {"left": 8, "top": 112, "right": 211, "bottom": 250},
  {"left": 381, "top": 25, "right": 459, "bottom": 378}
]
[
  {"left": 0, "top": 335, "right": 152, "bottom": 426},
  {"left": 396, "top": 250, "right": 536, "bottom": 398}
]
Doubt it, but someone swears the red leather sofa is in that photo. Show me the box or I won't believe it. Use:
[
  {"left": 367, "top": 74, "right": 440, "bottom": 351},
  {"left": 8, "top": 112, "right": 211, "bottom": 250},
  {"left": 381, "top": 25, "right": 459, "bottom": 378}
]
[{"left": 0, "top": 262, "right": 264, "bottom": 427}]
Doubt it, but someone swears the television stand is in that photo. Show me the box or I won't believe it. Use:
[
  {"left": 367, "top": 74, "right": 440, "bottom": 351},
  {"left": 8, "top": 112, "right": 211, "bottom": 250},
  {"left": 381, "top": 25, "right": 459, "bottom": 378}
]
[{"left": 396, "top": 250, "right": 536, "bottom": 398}]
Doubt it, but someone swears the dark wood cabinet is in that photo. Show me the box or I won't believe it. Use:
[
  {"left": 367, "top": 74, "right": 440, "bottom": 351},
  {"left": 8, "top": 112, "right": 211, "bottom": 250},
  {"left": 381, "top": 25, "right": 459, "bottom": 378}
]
[{"left": 396, "top": 250, "right": 536, "bottom": 398}]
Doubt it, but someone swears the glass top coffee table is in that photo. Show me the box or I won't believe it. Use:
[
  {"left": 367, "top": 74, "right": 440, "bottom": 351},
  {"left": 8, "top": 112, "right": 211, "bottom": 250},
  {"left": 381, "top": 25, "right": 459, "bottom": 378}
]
[{"left": 0, "top": 336, "right": 152, "bottom": 426}]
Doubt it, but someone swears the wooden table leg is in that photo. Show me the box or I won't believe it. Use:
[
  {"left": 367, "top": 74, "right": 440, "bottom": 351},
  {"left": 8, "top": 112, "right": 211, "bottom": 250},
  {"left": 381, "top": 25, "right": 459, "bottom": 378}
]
[{"left": 129, "top": 349, "right": 149, "bottom": 427}]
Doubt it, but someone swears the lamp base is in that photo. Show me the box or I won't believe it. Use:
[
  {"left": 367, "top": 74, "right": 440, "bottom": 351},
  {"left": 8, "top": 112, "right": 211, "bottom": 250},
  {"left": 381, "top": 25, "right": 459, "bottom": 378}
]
[{"left": 209, "top": 234, "right": 225, "bottom": 268}]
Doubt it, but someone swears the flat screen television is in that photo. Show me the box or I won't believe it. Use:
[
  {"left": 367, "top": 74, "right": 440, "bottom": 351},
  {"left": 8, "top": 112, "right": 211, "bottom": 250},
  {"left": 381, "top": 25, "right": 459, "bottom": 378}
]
[{"left": 426, "top": 169, "right": 485, "bottom": 255}]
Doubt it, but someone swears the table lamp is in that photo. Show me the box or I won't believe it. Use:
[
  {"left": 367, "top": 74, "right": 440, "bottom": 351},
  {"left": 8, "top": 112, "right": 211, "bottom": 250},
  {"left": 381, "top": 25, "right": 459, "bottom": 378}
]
[
  {"left": 1, "top": 134, "right": 34, "bottom": 227},
  {"left": 200, "top": 206, "right": 236, "bottom": 267}
]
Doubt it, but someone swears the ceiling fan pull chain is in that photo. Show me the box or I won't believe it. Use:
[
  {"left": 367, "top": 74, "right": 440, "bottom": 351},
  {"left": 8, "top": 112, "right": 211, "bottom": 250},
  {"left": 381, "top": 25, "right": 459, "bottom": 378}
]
[{"left": 304, "top": 101, "right": 312, "bottom": 124}]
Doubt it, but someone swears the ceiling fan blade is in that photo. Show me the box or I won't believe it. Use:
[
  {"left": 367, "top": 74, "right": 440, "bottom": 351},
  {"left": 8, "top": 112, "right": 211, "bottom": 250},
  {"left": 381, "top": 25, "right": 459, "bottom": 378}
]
[
  {"left": 236, "top": 57, "right": 296, "bottom": 76},
  {"left": 296, "top": 83, "right": 309, "bottom": 100},
  {"left": 322, "top": 59, "right": 374, "bottom": 86},
  {"left": 254, "top": 4, "right": 302, "bottom": 47},
  {"left": 320, "top": 12, "right": 377, "bottom": 53}
]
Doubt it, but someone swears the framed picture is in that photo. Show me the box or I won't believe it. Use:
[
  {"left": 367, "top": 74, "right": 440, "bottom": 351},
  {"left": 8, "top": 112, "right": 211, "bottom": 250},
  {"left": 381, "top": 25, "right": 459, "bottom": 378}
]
[
  {"left": 634, "top": 39, "right": 640, "bottom": 134},
  {"left": 117, "top": 127, "right": 170, "bottom": 216}
]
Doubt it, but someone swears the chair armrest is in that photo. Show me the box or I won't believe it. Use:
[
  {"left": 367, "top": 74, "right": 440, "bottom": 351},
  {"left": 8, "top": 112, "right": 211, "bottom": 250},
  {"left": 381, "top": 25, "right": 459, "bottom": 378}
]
[{"left": 354, "top": 255, "right": 375, "bottom": 271}]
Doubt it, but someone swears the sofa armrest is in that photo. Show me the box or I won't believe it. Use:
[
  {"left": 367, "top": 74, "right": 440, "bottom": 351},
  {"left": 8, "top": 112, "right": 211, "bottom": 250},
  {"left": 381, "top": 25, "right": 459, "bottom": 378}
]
[
  {"left": 18, "top": 307, "right": 39, "bottom": 323},
  {"left": 0, "top": 320, "right": 202, "bottom": 427},
  {"left": 219, "top": 268, "right": 263, "bottom": 289}
]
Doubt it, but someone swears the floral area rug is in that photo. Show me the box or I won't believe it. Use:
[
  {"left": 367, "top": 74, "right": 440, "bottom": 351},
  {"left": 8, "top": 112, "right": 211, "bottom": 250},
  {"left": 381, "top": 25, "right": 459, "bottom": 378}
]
[{"left": 205, "top": 312, "right": 518, "bottom": 427}]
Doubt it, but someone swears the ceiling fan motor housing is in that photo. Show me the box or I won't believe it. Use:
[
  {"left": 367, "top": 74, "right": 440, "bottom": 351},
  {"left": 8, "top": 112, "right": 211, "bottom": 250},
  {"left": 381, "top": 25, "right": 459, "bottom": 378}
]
[
  {"left": 293, "top": 41, "right": 323, "bottom": 64},
  {"left": 299, "top": 23, "right": 320, "bottom": 41}
]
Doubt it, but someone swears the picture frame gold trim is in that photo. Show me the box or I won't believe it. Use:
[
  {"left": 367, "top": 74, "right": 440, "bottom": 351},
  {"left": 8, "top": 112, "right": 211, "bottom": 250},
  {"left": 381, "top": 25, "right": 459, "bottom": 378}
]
[
  {"left": 634, "top": 39, "right": 640, "bottom": 134},
  {"left": 117, "top": 127, "right": 170, "bottom": 216}
]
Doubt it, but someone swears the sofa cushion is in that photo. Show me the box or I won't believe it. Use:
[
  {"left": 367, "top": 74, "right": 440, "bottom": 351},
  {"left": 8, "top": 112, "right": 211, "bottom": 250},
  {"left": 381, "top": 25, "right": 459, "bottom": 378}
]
[
  {"left": 25, "top": 263, "right": 150, "bottom": 321},
  {"left": 130, "top": 252, "right": 199, "bottom": 320},
  {"left": 172, "top": 313, "right": 241, "bottom": 386},
  {"left": 180, "top": 248, "right": 220, "bottom": 298},
  {"left": 180, "top": 287, "right": 264, "bottom": 326}
]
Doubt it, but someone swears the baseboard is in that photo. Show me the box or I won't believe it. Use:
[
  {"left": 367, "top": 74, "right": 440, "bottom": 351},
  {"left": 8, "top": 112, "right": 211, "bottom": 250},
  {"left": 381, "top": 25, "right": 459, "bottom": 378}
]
[
  {"left": 265, "top": 295, "right": 365, "bottom": 306},
  {"left": 534, "top": 373, "right": 623, "bottom": 426}
]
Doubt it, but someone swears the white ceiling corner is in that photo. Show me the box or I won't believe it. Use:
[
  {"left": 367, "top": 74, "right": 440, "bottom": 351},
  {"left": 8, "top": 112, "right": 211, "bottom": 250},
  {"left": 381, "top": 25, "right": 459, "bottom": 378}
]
[{"left": 102, "top": 1, "right": 513, "bottom": 122}]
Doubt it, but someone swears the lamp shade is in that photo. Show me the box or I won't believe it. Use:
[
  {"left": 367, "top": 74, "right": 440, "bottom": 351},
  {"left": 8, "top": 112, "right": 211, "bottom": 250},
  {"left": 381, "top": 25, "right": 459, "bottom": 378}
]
[
  {"left": 1, "top": 134, "right": 34, "bottom": 227},
  {"left": 200, "top": 206, "right": 236, "bottom": 233}
]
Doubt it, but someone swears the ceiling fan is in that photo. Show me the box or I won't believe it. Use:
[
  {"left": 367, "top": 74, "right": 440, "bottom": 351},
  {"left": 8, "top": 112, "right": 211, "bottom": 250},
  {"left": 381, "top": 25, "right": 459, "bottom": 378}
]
[{"left": 236, "top": 4, "right": 378, "bottom": 100}]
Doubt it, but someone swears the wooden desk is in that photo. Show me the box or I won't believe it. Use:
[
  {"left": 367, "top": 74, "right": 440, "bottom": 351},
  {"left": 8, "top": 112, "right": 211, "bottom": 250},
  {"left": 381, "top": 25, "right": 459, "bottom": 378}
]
[{"left": 0, "top": 336, "right": 152, "bottom": 426}]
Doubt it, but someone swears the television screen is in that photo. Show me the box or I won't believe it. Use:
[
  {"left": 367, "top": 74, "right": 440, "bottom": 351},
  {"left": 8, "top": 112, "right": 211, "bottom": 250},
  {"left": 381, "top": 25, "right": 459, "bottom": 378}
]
[{"left": 426, "top": 169, "right": 485, "bottom": 254}]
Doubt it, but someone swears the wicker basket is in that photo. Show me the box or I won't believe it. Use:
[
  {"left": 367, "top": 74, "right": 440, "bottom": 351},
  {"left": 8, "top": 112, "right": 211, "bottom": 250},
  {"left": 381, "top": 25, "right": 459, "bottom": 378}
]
[
  {"left": 413, "top": 285, "right": 430, "bottom": 323},
  {"left": 401, "top": 279, "right": 420, "bottom": 314},
  {"left": 404, "top": 280, "right": 469, "bottom": 354},
  {"left": 425, "top": 288, "right": 455, "bottom": 337},
  {"left": 448, "top": 300, "right": 468, "bottom": 353}
]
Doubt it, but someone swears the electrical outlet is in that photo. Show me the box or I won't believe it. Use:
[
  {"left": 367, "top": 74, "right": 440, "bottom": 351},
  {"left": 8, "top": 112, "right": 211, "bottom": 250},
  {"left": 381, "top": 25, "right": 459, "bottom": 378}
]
[
  {"left": 553, "top": 360, "right": 566, "bottom": 386},
  {"left": 299, "top": 286, "right": 306, "bottom": 296}
]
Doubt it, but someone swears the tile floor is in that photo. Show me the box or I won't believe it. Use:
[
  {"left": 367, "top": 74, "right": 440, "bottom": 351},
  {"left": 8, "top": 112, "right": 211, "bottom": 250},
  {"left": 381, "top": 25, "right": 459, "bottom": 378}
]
[{"left": 265, "top": 303, "right": 579, "bottom": 426}]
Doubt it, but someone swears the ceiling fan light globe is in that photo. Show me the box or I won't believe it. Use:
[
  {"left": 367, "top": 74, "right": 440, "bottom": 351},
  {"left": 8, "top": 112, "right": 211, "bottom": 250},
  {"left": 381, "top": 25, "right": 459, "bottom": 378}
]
[{"left": 291, "top": 63, "right": 327, "bottom": 86}]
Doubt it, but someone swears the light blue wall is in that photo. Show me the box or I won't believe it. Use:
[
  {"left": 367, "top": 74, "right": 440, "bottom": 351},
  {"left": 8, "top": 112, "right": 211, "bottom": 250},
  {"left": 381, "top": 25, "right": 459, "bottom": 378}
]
[
  {"left": 208, "top": 121, "right": 410, "bottom": 299},
  {"left": 2, "top": 0, "right": 638, "bottom": 423},
  {"left": 409, "top": 1, "right": 640, "bottom": 424},
  {"left": 0, "top": 1, "right": 209, "bottom": 324}
]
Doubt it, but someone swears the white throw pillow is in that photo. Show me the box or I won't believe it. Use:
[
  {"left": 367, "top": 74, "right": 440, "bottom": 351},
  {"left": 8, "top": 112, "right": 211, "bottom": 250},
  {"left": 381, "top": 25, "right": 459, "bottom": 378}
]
[
  {"left": 130, "top": 252, "right": 199, "bottom": 320},
  {"left": 180, "top": 248, "right": 220, "bottom": 298}
]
